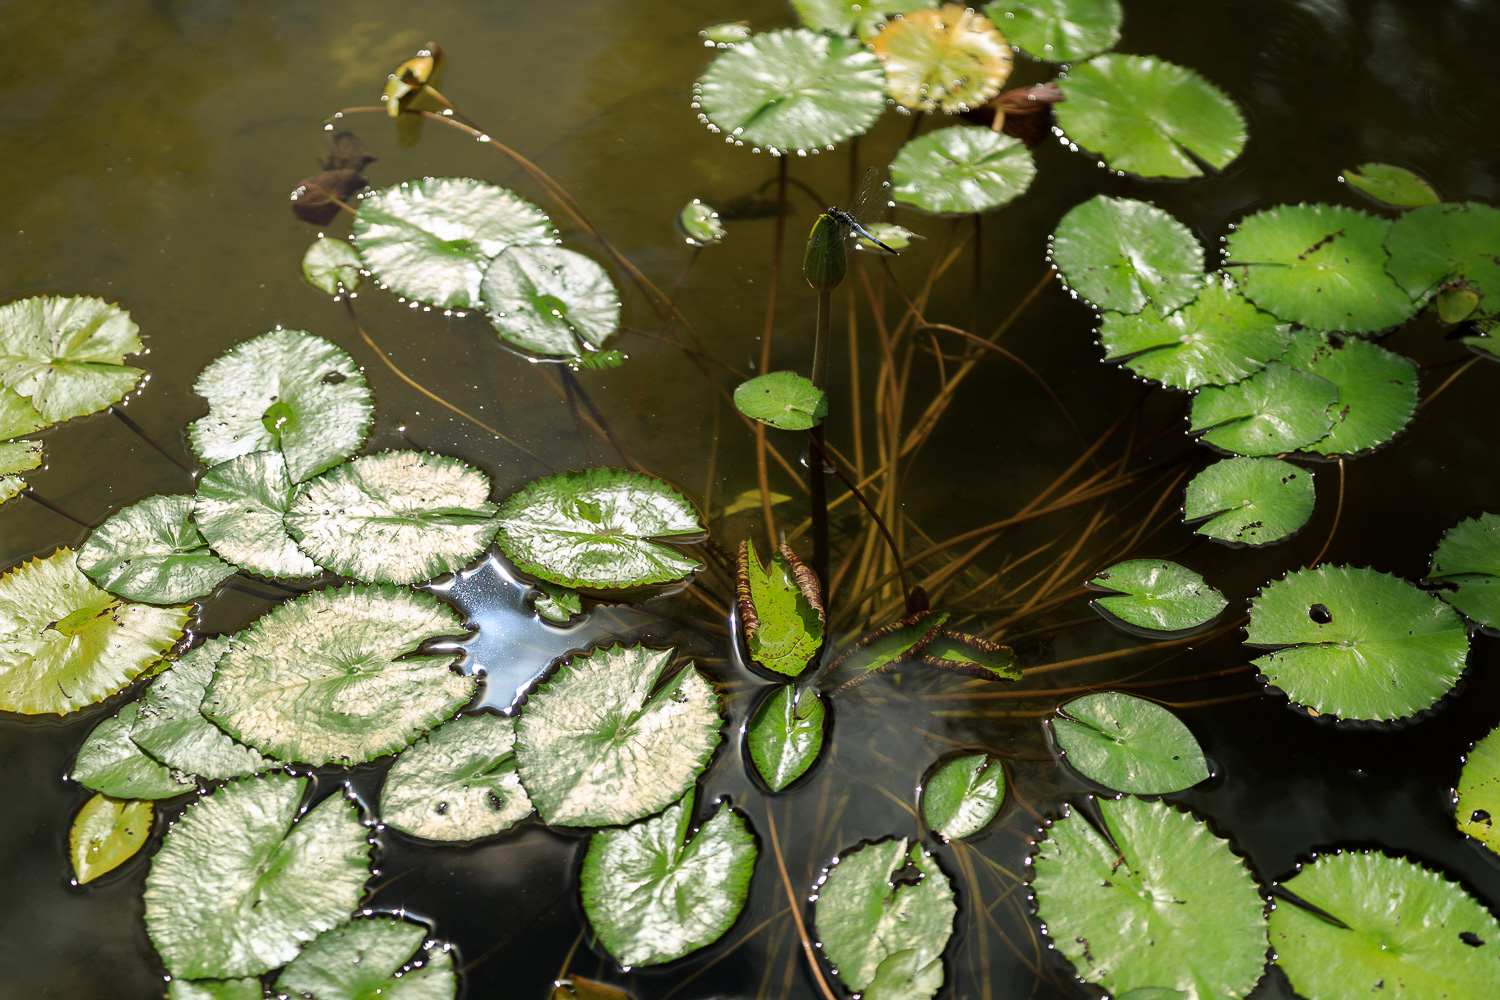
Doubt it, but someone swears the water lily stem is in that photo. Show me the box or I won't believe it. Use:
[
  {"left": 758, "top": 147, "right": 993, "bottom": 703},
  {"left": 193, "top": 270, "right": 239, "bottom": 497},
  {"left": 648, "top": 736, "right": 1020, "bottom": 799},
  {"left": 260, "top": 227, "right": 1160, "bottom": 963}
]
[
  {"left": 1308, "top": 457, "right": 1345, "bottom": 570},
  {"left": 21, "top": 489, "right": 92, "bottom": 528},
  {"left": 810, "top": 286, "right": 833, "bottom": 586},
  {"left": 763, "top": 805, "right": 841, "bottom": 1000},
  {"left": 109, "top": 406, "right": 195, "bottom": 474}
]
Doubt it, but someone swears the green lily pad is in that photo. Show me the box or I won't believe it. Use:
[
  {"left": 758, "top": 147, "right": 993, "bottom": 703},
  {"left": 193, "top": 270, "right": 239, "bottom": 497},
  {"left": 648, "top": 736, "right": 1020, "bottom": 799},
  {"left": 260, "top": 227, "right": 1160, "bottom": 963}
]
[
  {"left": 202, "top": 585, "right": 474, "bottom": 765},
  {"left": 1427, "top": 511, "right": 1500, "bottom": 629},
  {"left": 1282, "top": 335, "right": 1418, "bottom": 456},
  {"left": 871, "top": 6, "right": 1012, "bottom": 113},
  {"left": 1183, "top": 456, "right": 1315, "bottom": 546},
  {"left": 1051, "top": 692, "right": 1209, "bottom": 794},
  {"left": 275, "top": 916, "right": 456, "bottom": 1000},
  {"left": 986, "top": 0, "right": 1123, "bottom": 61},
  {"left": 1188, "top": 362, "right": 1338, "bottom": 456},
  {"left": 353, "top": 177, "right": 554, "bottom": 310},
  {"left": 301, "top": 236, "right": 364, "bottom": 295},
  {"left": 580, "top": 791, "right": 757, "bottom": 967},
  {"left": 1246, "top": 564, "right": 1469, "bottom": 721},
  {"left": 515, "top": 643, "right": 722, "bottom": 827},
  {"left": 831, "top": 609, "right": 950, "bottom": 677},
  {"left": 379, "top": 713, "right": 533, "bottom": 842},
  {"left": 1051, "top": 196, "right": 1204, "bottom": 316},
  {"left": 1385, "top": 201, "right": 1500, "bottom": 319},
  {"left": 70, "top": 793, "right": 153, "bottom": 884},
  {"left": 532, "top": 580, "right": 583, "bottom": 624},
  {"left": 1271, "top": 852, "right": 1500, "bottom": 999},
  {"left": 480, "top": 245, "right": 621, "bottom": 357},
  {"left": 919, "top": 630, "right": 1019, "bottom": 680},
  {"left": 1031, "top": 796, "right": 1267, "bottom": 997},
  {"left": 733, "top": 371, "right": 829, "bottom": 432},
  {"left": 695, "top": 28, "right": 887, "bottom": 153},
  {"left": 0, "top": 548, "right": 191, "bottom": 715},
  {"left": 130, "top": 637, "right": 272, "bottom": 781},
  {"left": 746, "top": 684, "right": 826, "bottom": 792},
  {"left": 71, "top": 705, "right": 195, "bottom": 799},
  {"left": 189, "top": 329, "right": 374, "bottom": 483},
  {"left": 285, "top": 451, "right": 498, "bottom": 586},
  {"left": 1225, "top": 203, "right": 1416, "bottom": 333},
  {"left": 143, "top": 775, "right": 371, "bottom": 979},
  {"left": 493, "top": 468, "right": 704, "bottom": 590},
  {"left": 168, "top": 980, "right": 263, "bottom": 1000},
  {"left": 736, "top": 539, "right": 824, "bottom": 677},
  {"left": 1341, "top": 163, "right": 1439, "bottom": 209},
  {"left": 678, "top": 200, "right": 725, "bottom": 246},
  {"left": 0, "top": 295, "right": 145, "bottom": 424},
  {"left": 1088, "top": 559, "right": 1227, "bottom": 633},
  {"left": 1099, "top": 278, "right": 1291, "bottom": 389},
  {"left": 1455, "top": 723, "right": 1500, "bottom": 855},
  {"left": 0, "top": 438, "right": 42, "bottom": 505},
  {"left": 0, "top": 386, "right": 47, "bottom": 440},
  {"left": 1054, "top": 54, "right": 1246, "bottom": 178},
  {"left": 194, "top": 451, "right": 323, "bottom": 580},
  {"left": 921, "top": 753, "right": 1005, "bottom": 841},
  {"left": 814, "top": 838, "right": 956, "bottom": 999},
  {"left": 890, "top": 125, "right": 1036, "bottom": 215},
  {"left": 793, "top": 0, "right": 937, "bottom": 42},
  {"left": 76, "top": 494, "right": 237, "bottom": 604}
]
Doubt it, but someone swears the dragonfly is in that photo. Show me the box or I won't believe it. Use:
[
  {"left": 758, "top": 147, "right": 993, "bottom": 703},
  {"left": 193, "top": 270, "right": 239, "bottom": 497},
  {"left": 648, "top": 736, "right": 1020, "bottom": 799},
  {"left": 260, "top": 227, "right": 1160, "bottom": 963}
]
[{"left": 825, "top": 167, "right": 899, "bottom": 255}]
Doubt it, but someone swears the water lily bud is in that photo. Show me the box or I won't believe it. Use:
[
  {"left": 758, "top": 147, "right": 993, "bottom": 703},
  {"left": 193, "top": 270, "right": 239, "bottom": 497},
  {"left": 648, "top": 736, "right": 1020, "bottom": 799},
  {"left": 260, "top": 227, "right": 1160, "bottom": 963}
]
[{"left": 804, "top": 213, "right": 847, "bottom": 291}]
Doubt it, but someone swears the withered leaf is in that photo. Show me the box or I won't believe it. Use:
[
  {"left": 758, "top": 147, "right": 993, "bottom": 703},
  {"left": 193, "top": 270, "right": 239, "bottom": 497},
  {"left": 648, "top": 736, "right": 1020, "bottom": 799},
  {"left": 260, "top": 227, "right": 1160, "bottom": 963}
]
[{"left": 291, "top": 169, "right": 367, "bottom": 225}]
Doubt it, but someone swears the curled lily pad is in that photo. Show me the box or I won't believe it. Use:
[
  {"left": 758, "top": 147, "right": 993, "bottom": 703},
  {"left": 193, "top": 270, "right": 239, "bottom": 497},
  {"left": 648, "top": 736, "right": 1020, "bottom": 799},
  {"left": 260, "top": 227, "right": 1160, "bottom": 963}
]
[
  {"left": 921, "top": 753, "right": 1005, "bottom": 841},
  {"left": 1385, "top": 201, "right": 1500, "bottom": 319},
  {"left": 71, "top": 706, "right": 195, "bottom": 800},
  {"left": 1282, "top": 335, "right": 1418, "bottom": 456},
  {"left": 1188, "top": 362, "right": 1338, "bottom": 456},
  {"left": 379, "top": 713, "right": 533, "bottom": 842},
  {"left": 1088, "top": 559, "right": 1226, "bottom": 633},
  {"left": 0, "top": 295, "right": 144, "bottom": 424},
  {"left": 1427, "top": 511, "right": 1500, "bottom": 629},
  {"left": 831, "top": 609, "right": 949, "bottom": 677},
  {"left": 1050, "top": 692, "right": 1209, "bottom": 794},
  {"left": 70, "top": 793, "right": 153, "bottom": 884},
  {"left": 890, "top": 125, "right": 1036, "bottom": 215},
  {"left": 695, "top": 28, "right": 887, "bottom": 153},
  {"left": 678, "top": 200, "right": 725, "bottom": 246},
  {"left": 1054, "top": 54, "right": 1246, "bottom": 178},
  {"left": 986, "top": 0, "right": 1123, "bottom": 62},
  {"left": 274, "top": 916, "right": 456, "bottom": 1000},
  {"left": 1051, "top": 196, "right": 1204, "bottom": 316},
  {"left": 353, "top": 177, "right": 554, "bottom": 310},
  {"left": 733, "top": 371, "right": 828, "bottom": 431},
  {"left": 0, "top": 438, "right": 42, "bottom": 505},
  {"left": 130, "top": 637, "right": 272, "bottom": 781},
  {"left": 794, "top": 0, "right": 937, "bottom": 41},
  {"left": 1183, "top": 456, "right": 1315, "bottom": 546},
  {"left": 194, "top": 451, "right": 322, "bottom": 580},
  {"left": 301, "top": 237, "right": 364, "bottom": 295},
  {"left": 481, "top": 245, "right": 621, "bottom": 357},
  {"left": 1341, "top": 163, "right": 1439, "bottom": 209},
  {"left": 746, "top": 684, "right": 826, "bottom": 791},
  {"left": 920, "top": 630, "right": 1019, "bottom": 680},
  {"left": 736, "top": 539, "right": 824, "bottom": 677},
  {"left": 872, "top": 5, "right": 1013, "bottom": 113},
  {"left": 77, "top": 494, "right": 237, "bottom": 604},
  {"left": 1456, "top": 724, "right": 1500, "bottom": 855},
  {"left": 189, "top": 329, "right": 373, "bottom": 483}
]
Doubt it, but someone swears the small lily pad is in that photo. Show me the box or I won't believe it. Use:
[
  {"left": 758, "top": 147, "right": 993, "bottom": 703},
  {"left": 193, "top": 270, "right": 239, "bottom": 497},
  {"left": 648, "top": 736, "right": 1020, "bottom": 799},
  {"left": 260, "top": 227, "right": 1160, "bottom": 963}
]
[
  {"left": 1088, "top": 559, "right": 1227, "bottom": 633},
  {"left": 70, "top": 794, "right": 153, "bottom": 884},
  {"left": 532, "top": 580, "right": 583, "bottom": 624},
  {"left": 0, "top": 295, "right": 145, "bottom": 424},
  {"left": 0, "top": 438, "right": 42, "bottom": 505},
  {"left": 0, "top": 386, "right": 48, "bottom": 439},
  {"left": 379, "top": 713, "right": 533, "bottom": 842},
  {"left": 1281, "top": 335, "right": 1418, "bottom": 456},
  {"left": 737, "top": 538, "right": 824, "bottom": 681},
  {"left": 1342, "top": 162, "right": 1439, "bottom": 209},
  {"left": 987, "top": 0, "right": 1123, "bottom": 62},
  {"left": 1385, "top": 201, "right": 1500, "bottom": 319},
  {"left": 274, "top": 916, "right": 456, "bottom": 1000},
  {"left": 301, "top": 237, "right": 364, "bottom": 295},
  {"left": 1188, "top": 362, "right": 1338, "bottom": 456},
  {"left": 733, "top": 371, "right": 829, "bottom": 431},
  {"left": 831, "top": 609, "right": 950, "bottom": 677},
  {"left": 77, "top": 494, "right": 237, "bottom": 604},
  {"left": 194, "top": 451, "right": 323, "bottom": 580},
  {"left": 890, "top": 125, "right": 1036, "bottom": 215},
  {"left": 1051, "top": 196, "right": 1204, "bottom": 316},
  {"left": 919, "top": 630, "right": 1019, "bottom": 680},
  {"left": 746, "top": 684, "right": 826, "bottom": 791},
  {"left": 678, "top": 200, "right": 725, "bottom": 246},
  {"left": 872, "top": 5, "right": 1013, "bottom": 113},
  {"left": 130, "top": 637, "right": 272, "bottom": 781},
  {"left": 1427, "top": 511, "right": 1500, "bottom": 629},
  {"left": 1183, "top": 456, "right": 1315, "bottom": 546},
  {"left": 921, "top": 753, "right": 1005, "bottom": 841},
  {"left": 481, "top": 245, "right": 621, "bottom": 357},
  {"left": 1051, "top": 692, "right": 1209, "bottom": 794},
  {"left": 72, "top": 705, "right": 196, "bottom": 799},
  {"left": 793, "top": 0, "right": 937, "bottom": 41},
  {"left": 1455, "top": 724, "right": 1500, "bottom": 855}
]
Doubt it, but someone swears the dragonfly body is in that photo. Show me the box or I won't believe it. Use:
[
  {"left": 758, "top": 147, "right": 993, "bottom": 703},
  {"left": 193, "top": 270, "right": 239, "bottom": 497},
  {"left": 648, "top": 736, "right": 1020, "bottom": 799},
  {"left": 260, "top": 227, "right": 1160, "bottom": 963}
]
[{"left": 825, "top": 206, "right": 899, "bottom": 254}]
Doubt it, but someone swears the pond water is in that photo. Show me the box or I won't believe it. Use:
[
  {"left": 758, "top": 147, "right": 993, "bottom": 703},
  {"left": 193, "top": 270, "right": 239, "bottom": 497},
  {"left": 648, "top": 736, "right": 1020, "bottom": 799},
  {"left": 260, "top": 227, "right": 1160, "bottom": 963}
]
[{"left": 3, "top": 0, "right": 1500, "bottom": 997}]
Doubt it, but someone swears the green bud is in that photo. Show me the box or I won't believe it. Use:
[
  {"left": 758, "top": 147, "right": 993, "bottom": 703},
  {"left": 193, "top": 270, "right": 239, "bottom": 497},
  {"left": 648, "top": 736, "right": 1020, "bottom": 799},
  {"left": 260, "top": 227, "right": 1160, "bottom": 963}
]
[{"left": 804, "top": 214, "right": 847, "bottom": 291}]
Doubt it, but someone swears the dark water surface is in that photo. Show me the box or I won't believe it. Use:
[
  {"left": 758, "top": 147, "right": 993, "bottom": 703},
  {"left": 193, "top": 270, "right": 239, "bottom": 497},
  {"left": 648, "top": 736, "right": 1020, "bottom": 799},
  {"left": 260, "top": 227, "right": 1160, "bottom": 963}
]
[{"left": 3, "top": 1, "right": 1500, "bottom": 997}]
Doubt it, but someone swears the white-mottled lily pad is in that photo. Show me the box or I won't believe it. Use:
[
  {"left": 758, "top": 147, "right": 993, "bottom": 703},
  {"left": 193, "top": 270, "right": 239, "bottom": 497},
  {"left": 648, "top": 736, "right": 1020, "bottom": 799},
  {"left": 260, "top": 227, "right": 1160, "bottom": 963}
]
[
  {"left": 302, "top": 237, "right": 364, "bottom": 296},
  {"left": 194, "top": 451, "right": 322, "bottom": 579},
  {"left": 0, "top": 295, "right": 145, "bottom": 424},
  {"left": 130, "top": 637, "right": 273, "bottom": 781},
  {"left": 274, "top": 915, "right": 457, "bottom": 1000},
  {"left": 71, "top": 705, "right": 195, "bottom": 799},
  {"left": 0, "top": 438, "right": 42, "bottom": 505},
  {"left": 167, "top": 980, "right": 263, "bottom": 1000},
  {"left": 380, "top": 713, "right": 532, "bottom": 842},
  {"left": 76, "top": 494, "right": 237, "bottom": 604},
  {"left": 480, "top": 245, "right": 621, "bottom": 357}
]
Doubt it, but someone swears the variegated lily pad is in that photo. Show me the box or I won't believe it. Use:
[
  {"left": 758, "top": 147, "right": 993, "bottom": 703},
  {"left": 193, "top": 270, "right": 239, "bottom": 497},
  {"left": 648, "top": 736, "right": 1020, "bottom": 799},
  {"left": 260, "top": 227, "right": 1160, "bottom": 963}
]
[
  {"left": 194, "top": 451, "right": 322, "bottom": 580},
  {"left": 0, "top": 439, "right": 42, "bottom": 505},
  {"left": 274, "top": 916, "right": 457, "bottom": 1000},
  {"left": 0, "top": 295, "right": 145, "bottom": 424},
  {"left": 130, "top": 637, "right": 273, "bottom": 781},
  {"left": 379, "top": 713, "right": 532, "bottom": 842},
  {"left": 76, "top": 494, "right": 237, "bottom": 604}
]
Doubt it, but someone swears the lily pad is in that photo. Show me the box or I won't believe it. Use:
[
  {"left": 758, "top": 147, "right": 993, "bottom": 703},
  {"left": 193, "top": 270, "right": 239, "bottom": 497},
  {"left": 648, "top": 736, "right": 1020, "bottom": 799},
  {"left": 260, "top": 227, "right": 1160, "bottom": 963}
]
[
  {"left": 0, "top": 438, "right": 42, "bottom": 505},
  {"left": 194, "top": 451, "right": 323, "bottom": 580},
  {"left": 1385, "top": 201, "right": 1500, "bottom": 318},
  {"left": 921, "top": 753, "right": 1005, "bottom": 841},
  {"left": 0, "top": 548, "right": 191, "bottom": 715},
  {"left": 188, "top": 329, "right": 374, "bottom": 483},
  {"left": 1342, "top": 163, "right": 1439, "bottom": 209},
  {"left": 168, "top": 980, "right": 262, "bottom": 1000},
  {"left": 695, "top": 28, "right": 887, "bottom": 153},
  {"left": 793, "top": 0, "right": 937, "bottom": 41},
  {"left": 353, "top": 177, "right": 554, "bottom": 310},
  {"left": 678, "top": 200, "right": 725, "bottom": 246},
  {"left": 1225, "top": 203, "right": 1416, "bottom": 333},
  {"left": 919, "top": 630, "right": 1020, "bottom": 680},
  {"left": 1281, "top": 335, "right": 1418, "bottom": 456},
  {"left": 1051, "top": 196, "right": 1204, "bottom": 316},
  {"left": 736, "top": 539, "right": 824, "bottom": 677},
  {"left": 77, "top": 494, "right": 237, "bottom": 604},
  {"left": 746, "top": 684, "right": 826, "bottom": 791},
  {"left": 285, "top": 450, "right": 498, "bottom": 586},
  {"left": 1088, "top": 559, "right": 1227, "bottom": 633},
  {"left": 130, "top": 637, "right": 272, "bottom": 781},
  {"left": 872, "top": 5, "right": 1013, "bottom": 113},
  {"left": 814, "top": 838, "right": 956, "bottom": 999},
  {"left": 202, "top": 585, "right": 474, "bottom": 765},
  {"left": 1031, "top": 796, "right": 1267, "bottom": 997},
  {"left": 1271, "top": 852, "right": 1500, "bottom": 999},
  {"left": 301, "top": 237, "right": 364, "bottom": 295},
  {"left": 274, "top": 915, "right": 456, "bottom": 1000},
  {"left": 733, "top": 371, "right": 829, "bottom": 432},
  {"left": 1245, "top": 564, "right": 1469, "bottom": 721},
  {"left": 0, "top": 295, "right": 145, "bottom": 424},
  {"left": 1188, "top": 362, "right": 1338, "bottom": 456},
  {"left": 143, "top": 775, "right": 371, "bottom": 979},
  {"left": 70, "top": 793, "right": 153, "bottom": 884},
  {"left": 1455, "top": 724, "right": 1500, "bottom": 855},
  {"left": 830, "top": 610, "right": 949, "bottom": 677},
  {"left": 1051, "top": 692, "right": 1209, "bottom": 794},
  {"left": 71, "top": 705, "right": 195, "bottom": 799},
  {"left": 532, "top": 581, "right": 583, "bottom": 624},
  {"left": 1183, "top": 456, "right": 1315, "bottom": 546},
  {"left": 493, "top": 468, "right": 704, "bottom": 590},
  {"left": 986, "top": 0, "right": 1123, "bottom": 62},
  {"left": 379, "top": 713, "right": 533, "bottom": 842},
  {"left": 890, "top": 125, "right": 1036, "bottom": 215},
  {"left": 1427, "top": 511, "right": 1500, "bottom": 629},
  {"left": 480, "top": 245, "right": 621, "bottom": 357},
  {"left": 0, "top": 387, "right": 47, "bottom": 440},
  {"left": 580, "top": 791, "right": 757, "bottom": 967},
  {"left": 515, "top": 644, "right": 722, "bottom": 827},
  {"left": 1054, "top": 54, "right": 1246, "bottom": 178}
]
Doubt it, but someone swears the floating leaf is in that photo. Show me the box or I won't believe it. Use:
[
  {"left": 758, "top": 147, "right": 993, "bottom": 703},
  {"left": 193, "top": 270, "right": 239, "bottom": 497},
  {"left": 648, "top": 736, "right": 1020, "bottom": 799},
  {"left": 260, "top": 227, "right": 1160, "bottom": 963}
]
[
  {"left": 1051, "top": 196, "right": 1204, "bottom": 316},
  {"left": 921, "top": 753, "right": 1005, "bottom": 841},
  {"left": 746, "top": 684, "right": 825, "bottom": 791},
  {"left": 379, "top": 713, "right": 532, "bottom": 842},
  {"left": 736, "top": 539, "right": 824, "bottom": 678},
  {"left": 919, "top": 630, "right": 1018, "bottom": 680},
  {"left": 0, "top": 386, "right": 47, "bottom": 440},
  {"left": 0, "top": 438, "right": 42, "bottom": 505},
  {"left": 1032, "top": 796, "right": 1267, "bottom": 997},
  {"left": 1188, "top": 362, "right": 1338, "bottom": 456},
  {"left": 290, "top": 169, "right": 368, "bottom": 227},
  {"left": 274, "top": 916, "right": 456, "bottom": 1000},
  {"left": 1456, "top": 724, "right": 1500, "bottom": 855},
  {"left": 1054, "top": 54, "right": 1246, "bottom": 178},
  {"left": 0, "top": 549, "right": 190, "bottom": 715},
  {"left": 1225, "top": 203, "right": 1416, "bottom": 333},
  {"left": 76, "top": 494, "right": 237, "bottom": 604},
  {"left": 890, "top": 125, "right": 1036, "bottom": 215},
  {"left": 481, "top": 245, "right": 621, "bottom": 357},
  {"left": 0, "top": 295, "right": 144, "bottom": 424},
  {"left": 1051, "top": 692, "right": 1209, "bottom": 794},
  {"left": 143, "top": 775, "right": 371, "bottom": 979},
  {"left": 71, "top": 705, "right": 195, "bottom": 799},
  {"left": 353, "top": 177, "right": 553, "bottom": 310},
  {"left": 189, "top": 329, "right": 373, "bottom": 483},
  {"left": 831, "top": 610, "right": 949, "bottom": 677},
  {"left": 872, "top": 5, "right": 1013, "bottom": 113},
  {"left": 678, "top": 200, "right": 725, "bottom": 246},
  {"left": 301, "top": 237, "right": 364, "bottom": 295},
  {"left": 516, "top": 644, "right": 721, "bottom": 827},
  {"left": 285, "top": 451, "right": 498, "bottom": 586},
  {"left": 552, "top": 977, "right": 631, "bottom": 1000},
  {"left": 194, "top": 451, "right": 322, "bottom": 580},
  {"left": 1271, "top": 852, "right": 1500, "bottom": 999},
  {"left": 695, "top": 28, "right": 887, "bottom": 153},
  {"left": 130, "top": 637, "right": 272, "bottom": 781},
  {"left": 381, "top": 42, "right": 444, "bottom": 117},
  {"left": 1282, "top": 335, "right": 1418, "bottom": 456},
  {"left": 1088, "top": 559, "right": 1226, "bottom": 633},
  {"left": 1385, "top": 201, "right": 1500, "bottom": 318},
  {"left": 793, "top": 0, "right": 937, "bottom": 41},
  {"left": 733, "top": 371, "right": 829, "bottom": 432},
  {"left": 1183, "top": 456, "right": 1315, "bottom": 546},
  {"left": 580, "top": 791, "right": 756, "bottom": 967},
  {"left": 493, "top": 468, "right": 704, "bottom": 590},
  {"left": 70, "top": 793, "right": 153, "bottom": 884},
  {"left": 168, "top": 979, "right": 263, "bottom": 1000},
  {"left": 1246, "top": 564, "right": 1468, "bottom": 721},
  {"left": 1099, "top": 278, "right": 1291, "bottom": 389},
  {"left": 815, "top": 838, "right": 956, "bottom": 999},
  {"left": 1341, "top": 162, "right": 1439, "bottom": 209},
  {"left": 203, "top": 585, "right": 474, "bottom": 765},
  {"left": 1427, "top": 511, "right": 1500, "bottom": 629},
  {"left": 532, "top": 580, "right": 582, "bottom": 624},
  {"left": 987, "top": 0, "right": 1123, "bottom": 61}
]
